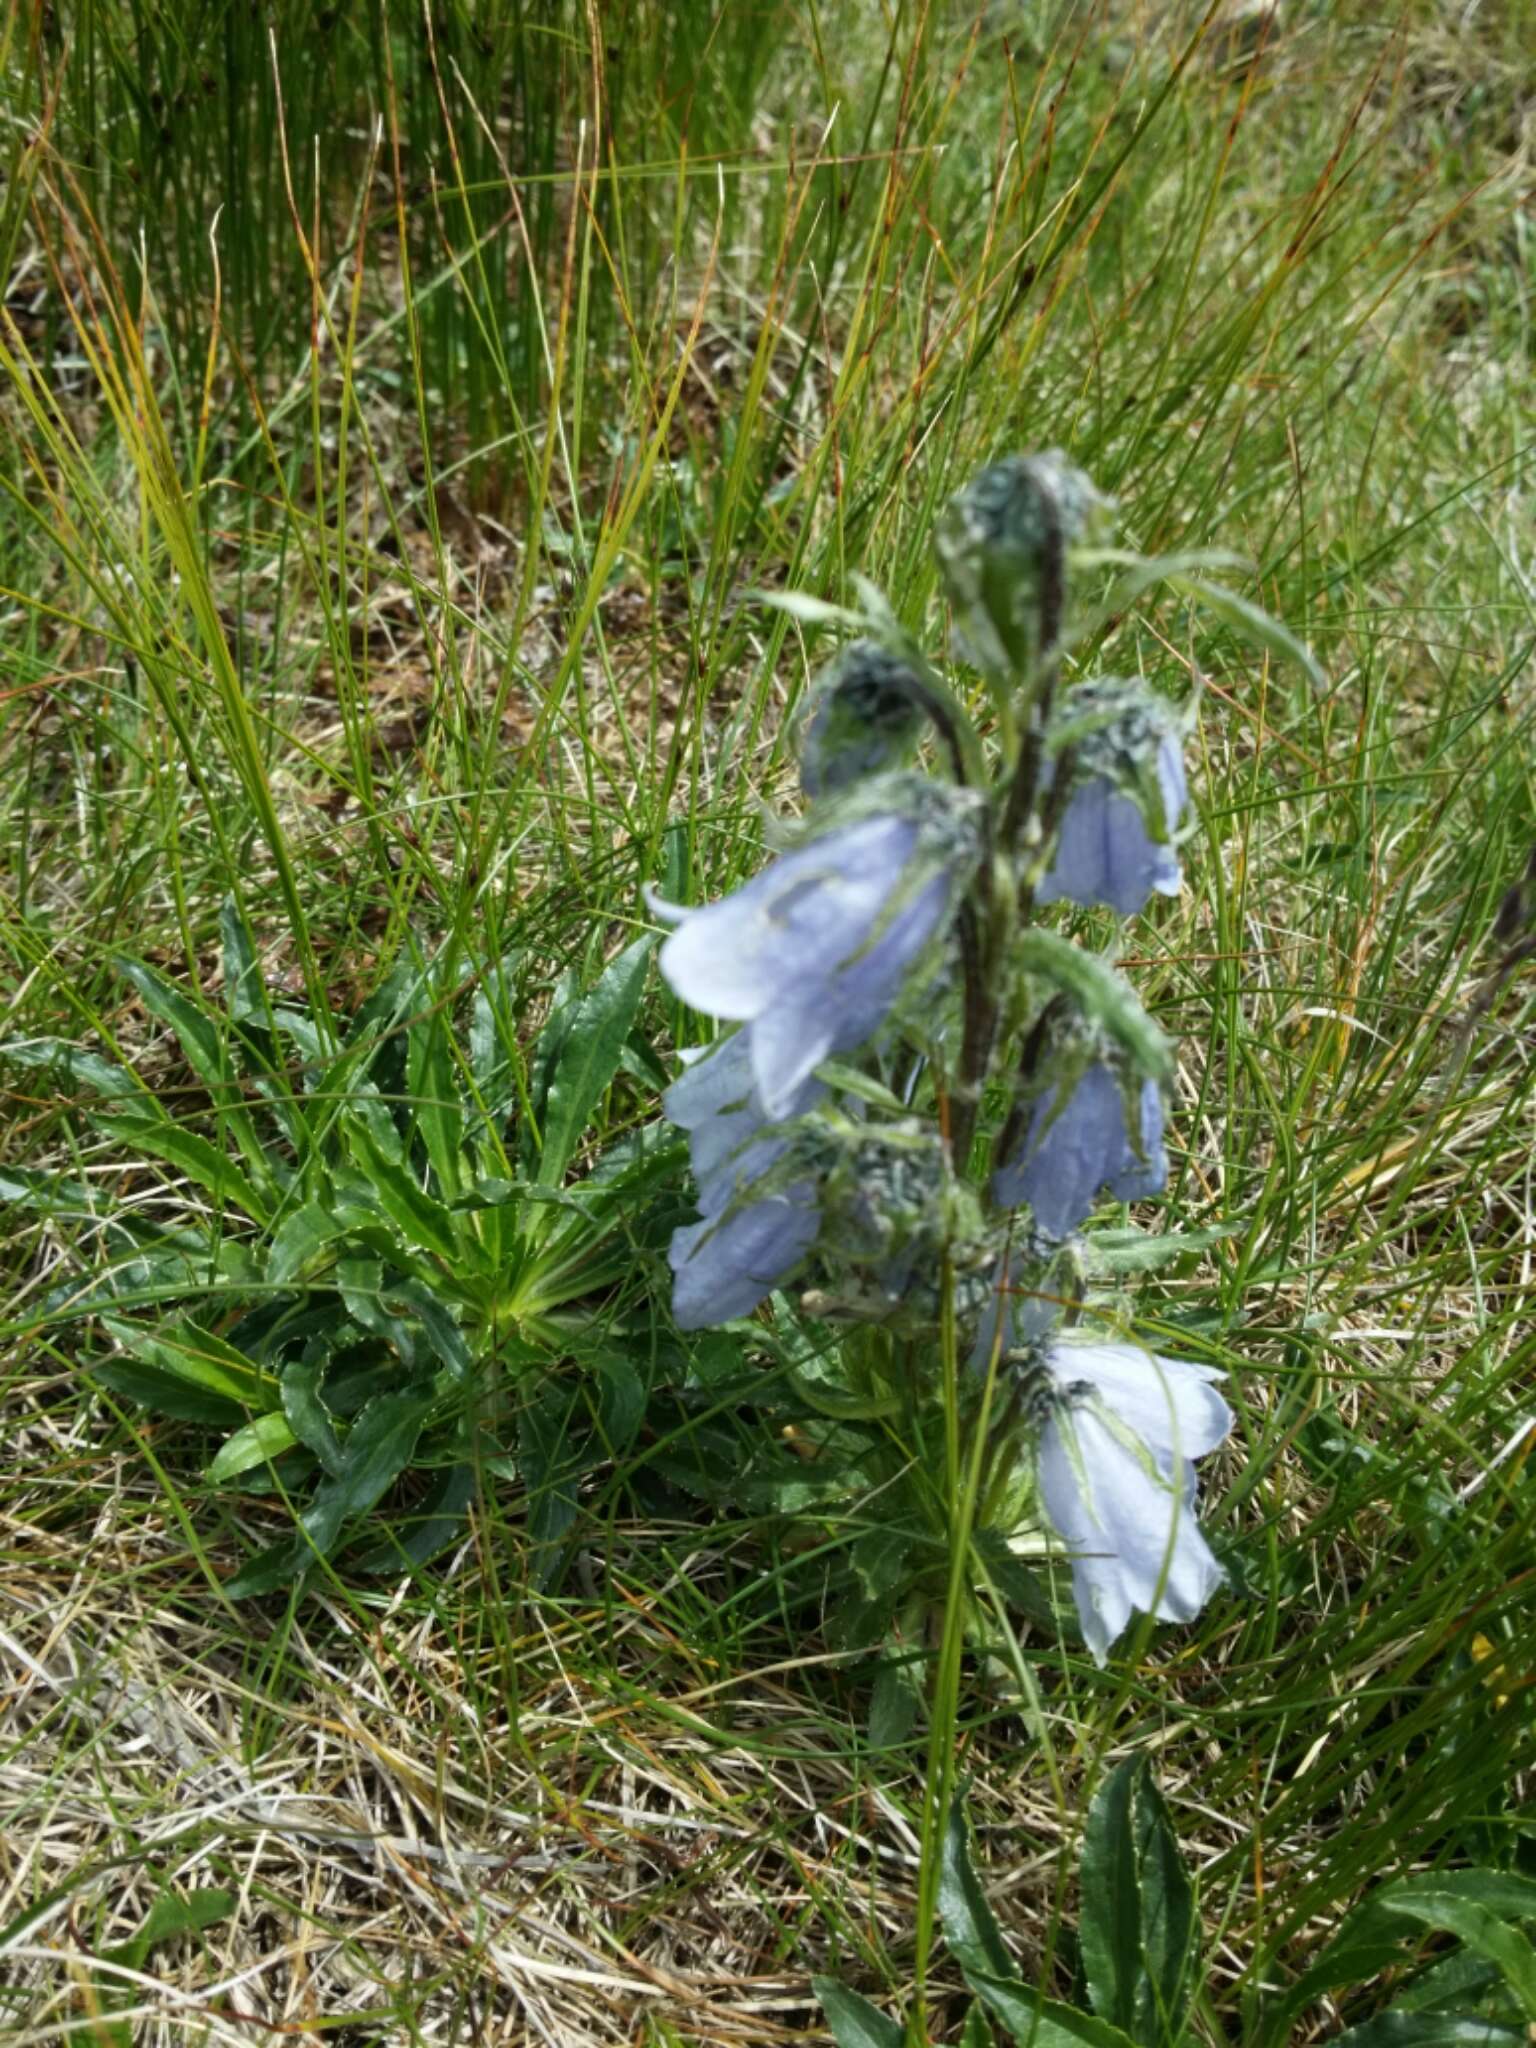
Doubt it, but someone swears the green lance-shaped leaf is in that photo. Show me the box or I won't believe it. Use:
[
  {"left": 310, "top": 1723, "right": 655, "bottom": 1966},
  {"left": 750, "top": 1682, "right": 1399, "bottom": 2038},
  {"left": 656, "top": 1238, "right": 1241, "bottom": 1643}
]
[
  {"left": 941, "top": 1793, "right": 1020, "bottom": 1986},
  {"left": 812, "top": 1978, "right": 905, "bottom": 2048},
  {"left": 206, "top": 1410, "right": 299, "bottom": 1484},
  {"left": 1330, "top": 2017, "right": 1527, "bottom": 2046},
  {"left": 91, "top": 1882, "right": 237, "bottom": 2045},
  {"left": 1167, "top": 574, "right": 1328, "bottom": 695},
  {"left": 100, "top": 1315, "right": 276, "bottom": 1409},
  {"left": 108, "top": 1884, "right": 235, "bottom": 1971},
  {"left": 469, "top": 948, "right": 524, "bottom": 1139},
  {"left": 305, "top": 1392, "right": 433, "bottom": 1551},
  {"left": 112, "top": 954, "right": 280, "bottom": 1193},
  {"left": 1369, "top": 1895, "right": 1536, "bottom": 2023},
  {"left": 406, "top": 999, "right": 467, "bottom": 1203},
  {"left": 753, "top": 588, "right": 866, "bottom": 630},
  {"left": 522, "top": 965, "right": 580, "bottom": 1160},
  {"left": 91, "top": 1112, "right": 274, "bottom": 1225},
  {"left": 225, "top": 1388, "right": 432, "bottom": 1599},
  {"left": 219, "top": 895, "right": 265, "bottom": 1026},
  {"left": 938, "top": 1796, "right": 1140, "bottom": 2046},
  {"left": 1378, "top": 1894, "right": 1536, "bottom": 2022},
  {"left": 379, "top": 1277, "right": 473, "bottom": 1383},
  {"left": 91, "top": 1359, "right": 247, "bottom": 1426},
  {"left": 1079, "top": 1756, "right": 1197, "bottom": 2047},
  {"left": 335, "top": 1256, "right": 427, "bottom": 1372},
  {"left": 0, "top": 1161, "right": 126, "bottom": 1221},
  {"left": 356, "top": 1461, "right": 476, "bottom": 1575},
  {"left": 867, "top": 1654, "right": 922, "bottom": 1750},
  {"left": 267, "top": 1201, "right": 346, "bottom": 1284},
  {"left": 516, "top": 1376, "right": 591, "bottom": 1587},
  {"left": 534, "top": 936, "right": 653, "bottom": 1186},
  {"left": 967, "top": 1984, "right": 1141, "bottom": 2048},
  {"left": 343, "top": 1112, "right": 461, "bottom": 1262},
  {"left": 1015, "top": 930, "right": 1174, "bottom": 1085},
  {"left": 1073, "top": 546, "right": 1250, "bottom": 641},
  {"left": 960, "top": 2006, "right": 999, "bottom": 2048},
  {"left": 1389, "top": 1941, "right": 1513, "bottom": 2021},
  {"left": 3, "top": 1034, "right": 148, "bottom": 1105},
  {"left": 112, "top": 955, "right": 233, "bottom": 1093},
  {"left": 1084, "top": 1223, "right": 1240, "bottom": 1275},
  {"left": 281, "top": 1354, "right": 345, "bottom": 1476},
  {"left": 1265, "top": 1871, "right": 1536, "bottom": 2045},
  {"left": 589, "top": 1351, "right": 646, "bottom": 1456}
]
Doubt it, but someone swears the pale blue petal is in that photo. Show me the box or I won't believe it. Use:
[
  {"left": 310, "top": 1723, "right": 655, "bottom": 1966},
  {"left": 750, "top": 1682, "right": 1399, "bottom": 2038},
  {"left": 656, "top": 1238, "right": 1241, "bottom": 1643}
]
[
  {"left": 831, "top": 870, "right": 953, "bottom": 1030},
  {"left": 693, "top": 1125, "right": 794, "bottom": 1217},
  {"left": 1038, "top": 777, "right": 1182, "bottom": 917},
  {"left": 669, "top": 1187, "right": 819, "bottom": 1329},
  {"left": 1156, "top": 734, "right": 1188, "bottom": 839},
  {"left": 747, "top": 869, "right": 952, "bottom": 1115},
  {"left": 659, "top": 816, "right": 917, "bottom": 1020},
  {"left": 1150, "top": 1509, "right": 1224, "bottom": 1624},
  {"left": 997, "top": 1064, "right": 1121, "bottom": 1233},
  {"left": 1039, "top": 1407, "right": 1223, "bottom": 1662},
  {"left": 1083, "top": 1416, "right": 1221, "bottom": 1624},
  {"left": 995, "top": 1065, "right": 1167, "bottom": 1233},
  {"left": 1037, "top": 778, "right": 1114, "bottom": 908},
  {"left": 1104, "top": 1079, "right": 1167, "bottom": 1204},
  {"left": 1045, "top": 1340, "right": 1231, "bottom": 1465},
  {"left": 664, "top": 1034, "right": 756, "bottom": 1129},
  {"left": 1037, "top": 1415, "right": 1132, "bottom": 1664},
  {"left": 642, "top": 885, "right": 692, "bottom": 927},
  {"left": 664, "top": 1031, "right": 824, "bottom": 1216},
  {"left": 747, "top": 1004, "right": 840, "bottom": 1123}
]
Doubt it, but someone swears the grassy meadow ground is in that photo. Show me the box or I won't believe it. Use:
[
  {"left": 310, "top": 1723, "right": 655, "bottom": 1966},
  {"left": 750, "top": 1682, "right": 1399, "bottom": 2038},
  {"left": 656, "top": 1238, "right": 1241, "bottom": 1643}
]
[{"left": 1, "top": 1, "right": 1534, "bottom": 2041}]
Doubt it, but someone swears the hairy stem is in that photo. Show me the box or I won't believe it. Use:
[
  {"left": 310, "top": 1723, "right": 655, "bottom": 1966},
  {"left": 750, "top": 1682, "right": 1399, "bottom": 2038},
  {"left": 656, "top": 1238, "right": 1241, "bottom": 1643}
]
[
  {"left": 996, "top": 500, "right": 1066, "bottom": 866},
  {"left": 952, "top": 504, "right": 1069, "bottom": 1167}
]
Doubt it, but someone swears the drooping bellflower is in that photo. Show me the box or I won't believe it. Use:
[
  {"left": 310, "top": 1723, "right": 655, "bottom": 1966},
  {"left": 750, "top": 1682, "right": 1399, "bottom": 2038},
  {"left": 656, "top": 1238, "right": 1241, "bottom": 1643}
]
[
  {"left": 1033, "top": 1338, "right": 1230, "bottom": 1663},
  {"left": 1038, "top": 679, "right": 1190, "bottom": 917},
  {"left": 655, "top": 778, "right": 979, "bottom": 1118},
  {"left": 664, "top": 1032, "right": 822, "bottom": 1330},
  {"left": 647, "top": 449, "right": 1242, "bottom": 1668},
  {"left": 994, "top": 1056, "right": 1167, "bottom": 1239}
]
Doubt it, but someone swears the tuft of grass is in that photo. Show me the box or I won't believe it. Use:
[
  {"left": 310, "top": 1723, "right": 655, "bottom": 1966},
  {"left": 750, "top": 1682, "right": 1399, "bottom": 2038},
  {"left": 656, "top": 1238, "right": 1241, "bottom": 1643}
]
[{"left": 2, "top": 2, "right": 1534, "bottom": 2041}]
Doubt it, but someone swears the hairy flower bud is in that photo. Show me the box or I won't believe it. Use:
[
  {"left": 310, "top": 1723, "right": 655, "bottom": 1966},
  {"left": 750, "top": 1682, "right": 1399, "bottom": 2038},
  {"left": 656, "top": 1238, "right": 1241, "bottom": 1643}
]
[
  {"left": 936, "top": 451, "right": 1111, "bottom": 677},
  {"left": 824, "top": 1120, "right": 947, "bottom": 1251},
  {"left": 800, "top": 641, "right": 926, "bottom": 798},
  {"left": 773, "top": 1113, "right": 995, "bottom": 1328}
]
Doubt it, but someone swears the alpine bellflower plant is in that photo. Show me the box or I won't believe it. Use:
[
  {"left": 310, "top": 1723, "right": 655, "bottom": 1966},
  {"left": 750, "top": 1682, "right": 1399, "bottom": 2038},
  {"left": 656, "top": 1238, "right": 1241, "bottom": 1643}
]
[{"left": 650, "top": 451, "right": 1239, "bottom": 1667}]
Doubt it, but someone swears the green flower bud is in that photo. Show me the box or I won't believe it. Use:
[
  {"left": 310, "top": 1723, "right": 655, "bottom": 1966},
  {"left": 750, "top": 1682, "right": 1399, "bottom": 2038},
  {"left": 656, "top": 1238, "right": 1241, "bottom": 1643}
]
[{"left": 936, "top": 451, "right": 1111, "bottom": 678}]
